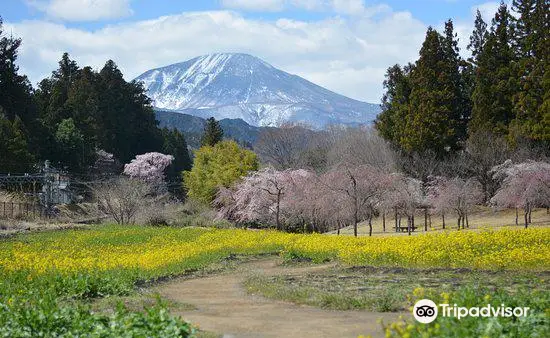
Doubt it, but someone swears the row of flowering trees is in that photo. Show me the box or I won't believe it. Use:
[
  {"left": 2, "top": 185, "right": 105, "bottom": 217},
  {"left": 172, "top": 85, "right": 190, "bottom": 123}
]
[{"left": 214, "top": 160, "right": 550, "bottom": 235}]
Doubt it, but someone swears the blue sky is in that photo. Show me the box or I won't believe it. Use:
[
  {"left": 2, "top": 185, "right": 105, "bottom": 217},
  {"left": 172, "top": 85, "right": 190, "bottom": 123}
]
[{"left": 3, "top": 0, "right": 504, "bottom": 102}]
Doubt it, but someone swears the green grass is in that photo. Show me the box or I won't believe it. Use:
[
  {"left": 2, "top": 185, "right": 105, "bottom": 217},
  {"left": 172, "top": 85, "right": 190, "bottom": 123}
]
[
  {"left": 0, "top": 224, "right": 548, "bottom": 337},
  {"left": 244, "top": 265, "right": 549, "bottom": 313}
]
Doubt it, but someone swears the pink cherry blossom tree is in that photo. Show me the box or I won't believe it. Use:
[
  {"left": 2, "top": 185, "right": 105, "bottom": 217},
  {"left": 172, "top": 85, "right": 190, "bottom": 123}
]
[
  {"left": 382, "top": 173, "right": 424, "bottom": 235},
  {"left": 322, "top": 164, "right": 391, "bottom": 237},
  {"left": 428, "top": 176, "right": 483, "bottom": 230},
  {"left": 123, "top": 152, "right": 174, "bottom": 187},
  {"left": 490, "top": 160, "right": 550, "bottom": 228},
  {"left": 215, "top": 167, "right": 316, "bottom": 230},
  {"left": 282, "top": 170, "right": 343, "bottom": 233}
]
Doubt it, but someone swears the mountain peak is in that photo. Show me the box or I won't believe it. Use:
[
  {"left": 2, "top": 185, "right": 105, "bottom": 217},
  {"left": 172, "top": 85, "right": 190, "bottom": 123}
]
[{"left": 135, "top": 54, "right": 380, "bottom": 128}]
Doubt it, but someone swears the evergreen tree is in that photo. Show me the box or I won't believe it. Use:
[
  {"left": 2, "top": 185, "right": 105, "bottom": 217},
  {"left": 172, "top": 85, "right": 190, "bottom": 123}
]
[
  {"left": 443, "top": 19, "right": 470, "bottom": 146},
  {"left": 0, "top": 17, "right": 40, "bottom": 170},
  {"left": 509, "top": 0, "right": 550, "bottom": 143},
  {"left": 0, "top": 115, "right": 34, "bottom": 173},
  {"left": 44, "top": 53, "right": 80, "bottom": 126},
  {"left": 162, "top": 127, "right": 192, "bottom": 194},
  {"left": 0, "top": 17, "right": 36, "bottom": 124},
  {"left": 467, "top": 10, "right": 489, "bottom": 65},
  {"left": 375, "top": 64, "right": 412, "bottom": 146},
  {"left": 470, "top": 2, "right": 517, "bottom": 136},
  {"left": 402, "top": 27, "right": 462, "bottom": 156},
  {"left": 54, "top": 118, "right": 93, "bottom": 172},
  {"left": 201, "top": 117, "right": 224, "bottom": 147},
  {"left": 66, "top": 66, "right": 100, "bottom": 144}
]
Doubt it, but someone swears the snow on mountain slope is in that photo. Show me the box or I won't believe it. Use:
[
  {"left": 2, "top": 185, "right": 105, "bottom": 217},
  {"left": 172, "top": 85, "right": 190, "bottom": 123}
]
[{"left": 135, "top": 53, "right": 380, "bottom": 128}]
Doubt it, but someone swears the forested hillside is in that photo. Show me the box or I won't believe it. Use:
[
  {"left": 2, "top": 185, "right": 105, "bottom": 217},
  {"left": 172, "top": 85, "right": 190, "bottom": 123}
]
[
  {"left": 376, "top": 2, "right": 549, "bottom": 156},
  {"left": 0, "top": 17, "right": 191, "bottom": 177}
]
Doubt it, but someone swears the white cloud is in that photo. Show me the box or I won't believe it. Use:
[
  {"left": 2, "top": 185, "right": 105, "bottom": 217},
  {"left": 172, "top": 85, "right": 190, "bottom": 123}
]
[
  {"left": 331, "top": 0, "right": 365, "bottom": 14},
  {"left": 221, "top": 0, "right": 285, "bottom": 11},
  {"left": 471, "top": 1, "right": 500, "bottom": 21},
  {"left": 26, "top": 0, "right": 133, "bottom": 21},
  {"left": 7, "top": 8, "right": 427, "bottom": 103},
  {"left": 221, "top": 0, "right": 384, "bottom": 16}
]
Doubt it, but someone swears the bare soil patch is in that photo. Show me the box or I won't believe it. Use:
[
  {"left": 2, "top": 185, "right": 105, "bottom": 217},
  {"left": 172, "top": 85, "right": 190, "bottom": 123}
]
[{"left": 156, "top": 258, "right": 405, "bottom": 338}]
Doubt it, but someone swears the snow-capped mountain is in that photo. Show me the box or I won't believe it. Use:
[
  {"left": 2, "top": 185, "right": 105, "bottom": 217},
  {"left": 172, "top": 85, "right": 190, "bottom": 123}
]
[{"left": 135, "top": 53, "right": 380, "bottom": 128}]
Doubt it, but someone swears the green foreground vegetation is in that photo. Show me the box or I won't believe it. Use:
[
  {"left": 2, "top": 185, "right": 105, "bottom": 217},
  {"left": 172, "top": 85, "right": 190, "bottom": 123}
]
[{"left": 0, "top": 225, "right": 548, "bottom": 337}]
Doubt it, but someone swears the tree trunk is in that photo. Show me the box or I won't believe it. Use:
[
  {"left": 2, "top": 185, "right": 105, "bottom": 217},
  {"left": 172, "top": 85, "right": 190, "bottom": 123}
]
[
  {"left": 465, "top": 212, "right": 469, "bottom": 228},
  {"left": 524, "top": 207, "right": 529, "bottom": 229},
  {"left": 429, "top": 213, "right": 432, "bottom": 227},
  {"left": 424, "top": 208, "right": 428, "bottom": 231},
  {"left": 394, "top": 208, "right": 398, "bottom": 232},
  {"left": 461, "top": 214, "right": 465, "bottom": 229},
  {"left": 442, "top": 212, "right": 446, "bottom": 229},
  {"left": 398, "top": 215, "right": 401, "bottom": 232},
  {"left": 353, "top": 204, "right": 358, "bottom": 237},
  {"left": 457, "top": 215, "right": 461, "bottom": 230},
  {"left": 337, "top": 221, "right": 341, "bottom": 235},
  {"left": 412, "top": 214, "right": 415, "bottom": 232},
  {"left": 382, "top": 212, "right": 386, "bottom": 232},
  {"left": 528, "top": 207, "right": 532, "bottom": 224},
  {"left": 368, "top": 217, "right": 373, "bottom": 237},
  {"left": 276, "top": 192, "right": 281, "bottom": 231},
  {"left": 515, "top": 208, "right": 518, "bottom": 225},
  {"left": 407, "top": 216, "right": 411, "bottom": 236}
]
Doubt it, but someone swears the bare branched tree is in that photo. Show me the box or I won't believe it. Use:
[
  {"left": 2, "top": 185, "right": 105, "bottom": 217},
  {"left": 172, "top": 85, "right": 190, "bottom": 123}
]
[
  {"left": 254, "top": 125, "right": 314, "bottom": 170},
  {"left": 93, "top": 176, "right": 153, "bottom": 224},
  {"left": 327, "top": 127, "right": 396, "bottom": 171}
]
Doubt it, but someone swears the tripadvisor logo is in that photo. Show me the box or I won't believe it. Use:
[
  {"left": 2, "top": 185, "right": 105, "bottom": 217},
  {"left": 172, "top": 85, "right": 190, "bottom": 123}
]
[
  {"left": 413, "top": 299, "right": 530, "bottom": 323},
  {"left": 413, "top": 299, "right": 438, "bottom": 323}
]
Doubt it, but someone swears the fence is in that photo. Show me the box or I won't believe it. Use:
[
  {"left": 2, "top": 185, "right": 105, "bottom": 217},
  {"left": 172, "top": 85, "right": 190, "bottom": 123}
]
[{"left": 0, "top": 201, "right": 49, "bottom": 220}]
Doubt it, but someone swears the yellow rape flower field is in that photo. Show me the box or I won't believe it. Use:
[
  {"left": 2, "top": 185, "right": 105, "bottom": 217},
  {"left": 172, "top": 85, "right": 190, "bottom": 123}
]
[
  {"left": 0, "top": 225, "right": 549, "bottom": 338},
  {"left": 1, "top": 225, "right": 549, "bottom": 276}
]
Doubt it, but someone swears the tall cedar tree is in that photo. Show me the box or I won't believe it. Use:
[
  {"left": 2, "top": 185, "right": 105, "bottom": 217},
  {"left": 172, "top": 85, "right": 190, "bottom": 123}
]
[
  {"left": 375, "top": 63, "right": 412, "bottom": 146},
  {"left": 0, "top": 17, "right": 36, "bottom": 172},
  {"left": 0, "top": 116, "right": 34, "bottom": 172},
  {"left": 509, "top": 0, "right": 550, "bottom": 143},
  {"left": 96, "top": 60, "right": 163, "bottom": 162},
  {"left": 201, "top": 117, "right": 224, "bottom": 147},
  {"left": 467, "top": 10, "right": 489, "bottom": 65},
  {"left": 470, "top": 3, "right": 517, "bottom": 136},
  {"left": 443, "top": 19, "right": 471, "bottom": 146},
  {"left": 403, "top": 27, "right": 462, "bottom": 156}
]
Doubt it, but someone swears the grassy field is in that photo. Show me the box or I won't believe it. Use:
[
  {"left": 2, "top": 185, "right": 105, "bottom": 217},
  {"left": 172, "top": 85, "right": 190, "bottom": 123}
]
[
  {"left": 0, "top": 225, "right": 549, "bottom": 337},
  {"left": 245, "top": 265, "right": 549, "bottom": 312},
  {"left": 332, "top": 207, "right": 550, "bottom": 236}
]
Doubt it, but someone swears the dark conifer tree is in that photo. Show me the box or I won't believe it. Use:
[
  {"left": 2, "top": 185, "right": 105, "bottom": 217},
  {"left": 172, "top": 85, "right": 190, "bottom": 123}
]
[
  {"left": 0, "top": 17, "right": 38, "bottom": 172},
  {"left": 162, "top": 128, "right": 192, "bottom": 195},
  {"left": 467, "top": 10, "right": 489, "bottom": 65},
  {"left": 470, "top": 2, "right": 517, "bottom": 136},
  {"left": 201, "top": 117, "right": 224, "bottom": 147},
  {"left": 402, "top": 27, "right": 462, "bottom": 156},
  {"left": 509, "top": 0, "right": 549, "bottom": 143},
  {"left": 443, "top": 19, "right": 470, "bottom": 146},
  {"left": 375, "top": 63, "right": 412, "bottom": 146},
  {"left": 0, "top": 115, "right": 34, "bottom": 172}
]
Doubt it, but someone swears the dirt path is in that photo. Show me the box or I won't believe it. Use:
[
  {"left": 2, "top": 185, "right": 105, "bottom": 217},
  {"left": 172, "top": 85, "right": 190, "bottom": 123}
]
[{"left": 157, "top": 259, "right": 405, "bottom": 338}]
